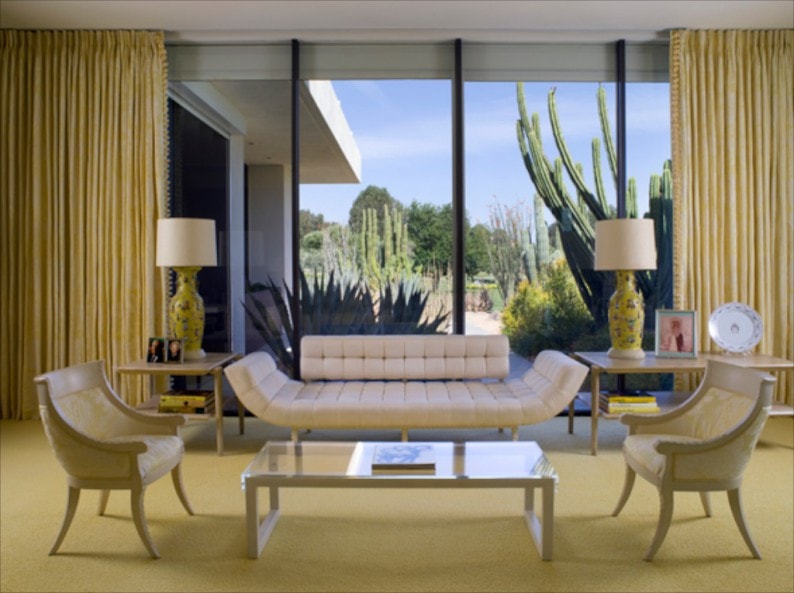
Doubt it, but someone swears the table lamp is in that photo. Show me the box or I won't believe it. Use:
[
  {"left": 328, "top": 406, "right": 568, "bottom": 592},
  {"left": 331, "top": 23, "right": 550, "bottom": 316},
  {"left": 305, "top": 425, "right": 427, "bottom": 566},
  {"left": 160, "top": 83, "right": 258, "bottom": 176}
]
[
  {"left": 594, "top": 218, "right": 657, "bottom": 359},
  {"left": 156, "top": 218, "right": 218, "bottom": 360}
]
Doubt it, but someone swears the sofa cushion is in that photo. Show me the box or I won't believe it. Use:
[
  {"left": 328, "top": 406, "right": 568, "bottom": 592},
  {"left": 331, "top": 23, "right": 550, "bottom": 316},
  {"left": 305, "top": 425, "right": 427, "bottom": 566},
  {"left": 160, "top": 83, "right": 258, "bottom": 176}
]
[{"left": 301, "top": 335, "right": 510, "bottom": 381}]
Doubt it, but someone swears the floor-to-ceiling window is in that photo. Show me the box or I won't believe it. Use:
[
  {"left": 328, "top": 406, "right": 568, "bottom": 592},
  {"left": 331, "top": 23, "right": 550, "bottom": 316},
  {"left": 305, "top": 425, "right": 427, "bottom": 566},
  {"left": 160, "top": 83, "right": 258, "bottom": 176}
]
[
  {"left": 462, "top": 44, "right": 671, "bottom": 390},
  {"left": 299, "top": 79, "right": 453, "bottom": 339},
  {"left": 166, "top": 41, "right": 670, "bottom": 382}
]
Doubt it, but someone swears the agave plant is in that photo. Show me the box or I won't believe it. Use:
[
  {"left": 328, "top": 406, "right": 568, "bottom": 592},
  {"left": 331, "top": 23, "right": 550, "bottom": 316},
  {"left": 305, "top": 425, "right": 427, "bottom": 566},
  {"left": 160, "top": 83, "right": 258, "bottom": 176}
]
[
  {"left": 244, "top": 269, "right": 449, "bottom": 376},
  {"left": 375, "top": 279, "right": 450, "bottom": 335}
]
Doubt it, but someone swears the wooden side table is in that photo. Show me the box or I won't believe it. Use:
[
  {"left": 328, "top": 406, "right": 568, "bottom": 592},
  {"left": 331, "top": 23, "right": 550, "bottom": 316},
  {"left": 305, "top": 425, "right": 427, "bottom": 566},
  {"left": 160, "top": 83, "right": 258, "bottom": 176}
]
[
  {"left": 115, "top": 352, "right": 243, "bottom": 456},
  {"left": 570, "top": 351, "right": 794, "bottom": 455}
]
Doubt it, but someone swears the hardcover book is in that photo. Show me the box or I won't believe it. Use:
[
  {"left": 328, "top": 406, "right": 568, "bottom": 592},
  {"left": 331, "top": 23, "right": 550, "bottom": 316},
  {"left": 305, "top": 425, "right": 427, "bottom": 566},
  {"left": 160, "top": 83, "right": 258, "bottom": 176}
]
[
  {"left": 599, "top": 393, "right": 657, "bottom": 404},
  {"left": 599, "top": 402, "right": 660, "bottom": 414},
  {"left": 371, "top": 444, "right": 436, "bottom": 472},
  {"left": 157, "top": 403, "right": 215, "bottom": 414}
]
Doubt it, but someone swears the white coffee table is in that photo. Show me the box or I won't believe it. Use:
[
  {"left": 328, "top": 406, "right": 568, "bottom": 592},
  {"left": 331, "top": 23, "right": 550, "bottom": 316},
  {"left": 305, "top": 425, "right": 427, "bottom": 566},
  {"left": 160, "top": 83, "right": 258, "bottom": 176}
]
[{"left": 241, "top": 440, "right": 557, "bottom": 560}]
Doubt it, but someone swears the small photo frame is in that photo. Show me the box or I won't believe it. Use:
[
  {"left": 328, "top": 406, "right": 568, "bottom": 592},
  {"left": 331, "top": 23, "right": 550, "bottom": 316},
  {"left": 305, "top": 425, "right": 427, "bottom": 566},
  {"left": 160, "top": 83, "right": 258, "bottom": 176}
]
[
  {"left": 146, "top": 337, "right": 167, "bottom": 363},
  {"left": 655, "top": 310, "right": 697, "bottom": 358},
  {"left": 166, "top": 338, "right": 184, "bottom": 363}
]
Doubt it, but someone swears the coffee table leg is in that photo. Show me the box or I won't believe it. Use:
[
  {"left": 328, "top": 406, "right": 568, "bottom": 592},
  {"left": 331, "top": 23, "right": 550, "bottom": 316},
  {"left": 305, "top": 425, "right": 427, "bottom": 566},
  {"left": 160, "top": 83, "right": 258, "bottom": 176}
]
[
  {"left": 524, "top": 484, "right": 554, "bottom": 561},
  {"left": 247, "top": 483, "right": 282, "bottom": 559}
]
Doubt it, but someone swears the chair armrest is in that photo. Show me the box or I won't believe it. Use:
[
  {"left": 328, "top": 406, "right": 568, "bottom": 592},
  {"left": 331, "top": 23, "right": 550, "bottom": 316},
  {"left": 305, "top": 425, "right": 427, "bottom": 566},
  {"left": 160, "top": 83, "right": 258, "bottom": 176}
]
[
  {"left": 107, "top": 398, "right": 186, "bottom": 436},
  {"left": 42, "top": 406, "right": 150, "bottom": 454},
  {"left": 619, "top": 411, "right": 694, "bottom": 436}
]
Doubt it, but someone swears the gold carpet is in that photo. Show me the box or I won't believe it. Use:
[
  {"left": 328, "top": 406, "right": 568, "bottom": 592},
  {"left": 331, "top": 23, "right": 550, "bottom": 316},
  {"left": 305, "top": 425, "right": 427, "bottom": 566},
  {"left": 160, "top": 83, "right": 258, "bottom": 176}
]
[{"left": 1, "top": 414, "right": 792, "bottom": 593}]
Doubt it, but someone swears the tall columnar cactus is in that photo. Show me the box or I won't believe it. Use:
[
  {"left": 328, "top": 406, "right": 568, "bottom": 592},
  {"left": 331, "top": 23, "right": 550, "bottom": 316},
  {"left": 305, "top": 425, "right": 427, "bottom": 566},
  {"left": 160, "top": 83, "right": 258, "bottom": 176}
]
[
  {"left": 646, "top": 161, "right": 673, "bottom": 310},
  {"left": 516, "top": 83, "right": 672, "bottom": 326},
  {"left": 534, "top": 193, "right": 551, "bottom": 273},
  {"left": 358, "top": 205, "right": 414, "bottom": 289}
]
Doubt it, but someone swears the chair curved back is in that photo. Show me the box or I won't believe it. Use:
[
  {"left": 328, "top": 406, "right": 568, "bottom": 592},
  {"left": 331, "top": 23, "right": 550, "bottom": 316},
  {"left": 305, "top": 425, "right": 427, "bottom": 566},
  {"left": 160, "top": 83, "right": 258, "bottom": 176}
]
[
  {"left": 614, "top": 359, "right": 777, "bottom": 560},
  {"left": 639, "top": 360, "right": 774, "bottom": 483},
  {"left": 34, "top": 360, "right": 193, "bottom": 558},
  {"left": 36, "top": 361, "right": 140, "bottom": 480}
]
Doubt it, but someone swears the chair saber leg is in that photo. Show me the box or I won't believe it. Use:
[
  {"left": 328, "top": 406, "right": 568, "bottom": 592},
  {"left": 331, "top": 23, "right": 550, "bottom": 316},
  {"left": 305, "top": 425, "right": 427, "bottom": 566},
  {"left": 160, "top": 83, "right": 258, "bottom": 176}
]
[
  {"left": 98, "top": 489, "right": 111, "bottom": 515},
  {"left": 50, "top": 486, "right": 81, "bottom": 555},
  {"left": 699, "top": 492, "right": 712, "bottom": 517},
  {"left": 171, "top": 465, "right": 194, "bottom": 515},
  {"left": 130, "top": 487, "right": 160, "bottom": 559},
  {"left": 727, "top": 488, "right": 762, "bottom": 559},
  {"left": 612, "top": 465, "right": 636, "bottom": 517},
  {"left": 644, "top": 489, "right": 674, "bottom": 561}
]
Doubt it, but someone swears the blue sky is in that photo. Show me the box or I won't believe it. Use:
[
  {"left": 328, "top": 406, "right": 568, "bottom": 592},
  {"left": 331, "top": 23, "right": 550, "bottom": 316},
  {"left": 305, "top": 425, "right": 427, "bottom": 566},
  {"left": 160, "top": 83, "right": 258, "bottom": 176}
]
[{"left": 301, "top": 80, "right": 671, "bottom": 227}]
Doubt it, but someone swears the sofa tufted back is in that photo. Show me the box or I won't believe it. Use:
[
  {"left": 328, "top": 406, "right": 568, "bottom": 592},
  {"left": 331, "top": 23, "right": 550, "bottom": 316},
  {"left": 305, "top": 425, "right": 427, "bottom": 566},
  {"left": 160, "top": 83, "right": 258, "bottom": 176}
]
[{"left": 300, "top": 334, "right": 510, "bottom": 381}]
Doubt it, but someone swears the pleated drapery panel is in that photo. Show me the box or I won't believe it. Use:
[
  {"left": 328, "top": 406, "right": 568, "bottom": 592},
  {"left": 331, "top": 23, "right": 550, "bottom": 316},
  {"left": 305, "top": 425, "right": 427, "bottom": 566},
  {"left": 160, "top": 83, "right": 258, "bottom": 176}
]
[
  {"left": 0, "top": 31, "right": 168, "bottom": 418},
  {"left": 670, "top": 29, "right": 793, "bottom": 403}
]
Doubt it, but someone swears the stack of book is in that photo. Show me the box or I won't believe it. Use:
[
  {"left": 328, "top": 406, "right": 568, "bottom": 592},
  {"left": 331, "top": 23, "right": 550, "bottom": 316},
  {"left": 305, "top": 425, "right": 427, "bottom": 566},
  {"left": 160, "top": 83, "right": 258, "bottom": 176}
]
[
  {"left": 599, "top": 393, "right": 660, "bottom": 415},
  {"left": 158, "top": 389, "right": 215, "bottom": 414}
]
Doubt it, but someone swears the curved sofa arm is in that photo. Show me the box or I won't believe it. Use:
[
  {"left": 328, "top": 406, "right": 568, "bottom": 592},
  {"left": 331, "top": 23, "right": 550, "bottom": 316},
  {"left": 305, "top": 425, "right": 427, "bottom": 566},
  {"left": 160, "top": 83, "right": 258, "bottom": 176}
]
[
  {"left": 519, "top": 351, "right": 589, "bottom": 416},
  {"left": 224, "top": 351, "right": 293, "bottom": 419}
]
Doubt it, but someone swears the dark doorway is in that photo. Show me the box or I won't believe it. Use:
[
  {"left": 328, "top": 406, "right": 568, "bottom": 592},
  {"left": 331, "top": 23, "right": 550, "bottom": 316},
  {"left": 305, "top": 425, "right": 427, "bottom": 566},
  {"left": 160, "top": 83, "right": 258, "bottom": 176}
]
[{"left": 168, "top": 98, "right": 230, "bottom": 353}]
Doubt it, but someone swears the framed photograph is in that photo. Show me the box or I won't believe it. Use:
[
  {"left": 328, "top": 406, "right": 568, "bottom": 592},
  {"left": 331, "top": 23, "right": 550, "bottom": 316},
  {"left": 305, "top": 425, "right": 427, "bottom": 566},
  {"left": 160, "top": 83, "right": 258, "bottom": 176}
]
[
  {"left": 655, "top": 310, "right": 697, "bottom": 358},
  {"left": 166, "top": 338, "right": 184, "bottom": 363},
  {"left": 146, "top": 337, "right": 167, "bottom": 363}
]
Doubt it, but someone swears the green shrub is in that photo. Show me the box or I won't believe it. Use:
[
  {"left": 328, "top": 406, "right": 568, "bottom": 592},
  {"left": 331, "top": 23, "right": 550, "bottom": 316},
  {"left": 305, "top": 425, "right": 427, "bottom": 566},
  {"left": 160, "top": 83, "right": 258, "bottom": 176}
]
[
  {"left": 502, "top": 280, "right": 551, "bottom": 356},
  {"left": 502, "top": 261, "right": 594, "bottom": 357}
]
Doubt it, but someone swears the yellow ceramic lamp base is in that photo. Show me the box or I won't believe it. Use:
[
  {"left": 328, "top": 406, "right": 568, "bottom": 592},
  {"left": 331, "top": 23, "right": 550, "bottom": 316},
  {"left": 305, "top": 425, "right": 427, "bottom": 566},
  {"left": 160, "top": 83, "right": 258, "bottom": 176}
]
[
  {"left": 607, "top": 270, "right": 646, "bottom": 360},
  {"left": 169, "top": 266, "right": 207, "bottom": 360}
]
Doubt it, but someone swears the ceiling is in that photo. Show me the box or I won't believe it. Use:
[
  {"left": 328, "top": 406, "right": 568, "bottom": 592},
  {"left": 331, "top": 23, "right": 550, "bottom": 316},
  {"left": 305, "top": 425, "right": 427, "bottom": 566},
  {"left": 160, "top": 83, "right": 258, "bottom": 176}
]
[
  {"left": 3, "top": 1, "right": 791, "bottom": 172},
  {"left": 2, "top": 0, "right": 791, "bottom": 43}
]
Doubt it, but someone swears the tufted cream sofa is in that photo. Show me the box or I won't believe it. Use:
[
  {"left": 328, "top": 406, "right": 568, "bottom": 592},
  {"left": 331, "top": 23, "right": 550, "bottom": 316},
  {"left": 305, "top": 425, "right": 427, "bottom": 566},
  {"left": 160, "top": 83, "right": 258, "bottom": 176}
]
[{"left": 224, "top": 334, "right": 589, "bottom": 441}]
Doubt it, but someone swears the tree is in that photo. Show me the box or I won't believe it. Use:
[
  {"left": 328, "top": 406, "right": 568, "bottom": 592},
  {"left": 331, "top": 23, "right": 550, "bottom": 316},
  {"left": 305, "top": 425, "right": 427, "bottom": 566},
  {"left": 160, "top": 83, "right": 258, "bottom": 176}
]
[
  {"left": 299, "top": 209, "right": 325, "bottom": 238},
  {"left": 466, "top": 223, "right": 491, "bottom": 277},
  {"left": 405, "top": 201, "right": 453, "bottom": 278},
  {"left": 348, "top": 185, "right": 403, "bottom": 235}
]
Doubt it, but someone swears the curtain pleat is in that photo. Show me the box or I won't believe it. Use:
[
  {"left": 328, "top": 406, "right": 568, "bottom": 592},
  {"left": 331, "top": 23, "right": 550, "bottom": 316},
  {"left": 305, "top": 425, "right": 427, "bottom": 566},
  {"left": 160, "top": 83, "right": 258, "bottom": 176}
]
[
  {"left": 0, "top": 31, "right": 168, "bottom": 418},
  {"left": 670, "top": 29, "right": 793, "bottom": 404}
]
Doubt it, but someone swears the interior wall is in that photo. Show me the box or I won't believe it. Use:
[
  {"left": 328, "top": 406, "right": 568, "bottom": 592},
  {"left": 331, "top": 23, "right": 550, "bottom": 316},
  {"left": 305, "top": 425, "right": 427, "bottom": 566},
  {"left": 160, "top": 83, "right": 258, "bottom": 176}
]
[{"left": 247, "top": 164, "right": 291, "bottom": 287}]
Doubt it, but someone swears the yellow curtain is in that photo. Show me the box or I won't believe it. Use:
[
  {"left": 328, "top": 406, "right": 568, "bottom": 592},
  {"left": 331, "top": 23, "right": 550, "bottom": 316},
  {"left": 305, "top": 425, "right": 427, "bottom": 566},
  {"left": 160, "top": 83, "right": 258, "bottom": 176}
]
[
  {"left": 0, "top": 31, "right": 168, "bottom": 419},
  {"left": 670, "top": 29, "right": 793, "bottom": 404}
]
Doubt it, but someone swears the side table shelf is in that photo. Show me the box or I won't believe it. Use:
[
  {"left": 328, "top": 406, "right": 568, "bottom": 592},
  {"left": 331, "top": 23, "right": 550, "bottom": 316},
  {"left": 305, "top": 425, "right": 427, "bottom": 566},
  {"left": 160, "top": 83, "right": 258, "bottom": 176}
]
[{"left": 114, "top": 352, "right": 244, "bottom": 456}]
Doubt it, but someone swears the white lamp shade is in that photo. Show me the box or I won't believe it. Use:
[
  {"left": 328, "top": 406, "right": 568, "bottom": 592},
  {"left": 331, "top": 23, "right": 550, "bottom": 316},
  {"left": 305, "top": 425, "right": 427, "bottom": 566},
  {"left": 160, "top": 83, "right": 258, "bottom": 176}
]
[
  {"left": 594, "top": 218, "right": 657, "bottom": 271},
  {"left": 156, "top": 218, "right": 218, "bottom": 268}
]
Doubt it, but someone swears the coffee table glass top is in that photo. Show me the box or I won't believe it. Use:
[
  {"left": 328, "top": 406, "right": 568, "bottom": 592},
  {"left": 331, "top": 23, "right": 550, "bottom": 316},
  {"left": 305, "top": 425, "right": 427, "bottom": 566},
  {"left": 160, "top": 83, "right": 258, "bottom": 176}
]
[{"left": 241, "top": 441, "right": 556, "bottom": 486}]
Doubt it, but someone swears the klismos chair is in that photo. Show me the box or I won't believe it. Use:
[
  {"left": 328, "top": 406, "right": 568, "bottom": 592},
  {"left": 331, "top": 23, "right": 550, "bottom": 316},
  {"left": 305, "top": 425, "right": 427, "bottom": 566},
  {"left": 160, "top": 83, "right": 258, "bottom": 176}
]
[
  {"left": 611, "top": 359, "right": 776, "bottom": 561},
  {"left": 34, "top": 360, "right": 194, "bottom": 559}
]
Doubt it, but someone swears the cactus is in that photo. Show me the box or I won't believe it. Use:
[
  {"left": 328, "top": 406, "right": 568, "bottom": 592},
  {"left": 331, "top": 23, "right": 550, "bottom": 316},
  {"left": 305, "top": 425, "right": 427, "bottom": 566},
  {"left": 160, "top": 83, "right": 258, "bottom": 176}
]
[
  {"left": 487, "top": 198, "right": 552, "bottom": 302},
  {"left": 534, "top": 193, "right": 551, "bottom": 273},
  {"left": 357, "top": 205, "right": 415, "bottom": 289},
  {"left": 646, "top": 161, "right": 674, "bottom": 310},
  {"left": 516, "top": 83, "right": 672, "bottom": 326}
]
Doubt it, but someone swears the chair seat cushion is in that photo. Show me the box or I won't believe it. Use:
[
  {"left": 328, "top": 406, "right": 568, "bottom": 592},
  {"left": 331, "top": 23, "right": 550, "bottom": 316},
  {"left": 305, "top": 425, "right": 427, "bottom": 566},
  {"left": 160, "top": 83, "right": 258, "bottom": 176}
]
[
  {"left": 623, "top": 434, "right": 702, "bottom": 481},
  {"left": 107, "top": 434, "right": 184, "bottom": 484}
]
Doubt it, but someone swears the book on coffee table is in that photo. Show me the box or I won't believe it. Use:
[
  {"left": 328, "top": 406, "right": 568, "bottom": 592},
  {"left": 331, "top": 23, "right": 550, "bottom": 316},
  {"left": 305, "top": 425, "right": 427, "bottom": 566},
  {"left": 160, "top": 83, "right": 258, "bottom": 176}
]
[{"left": 371, "top": 444, "right": 436, "bottom": 473}]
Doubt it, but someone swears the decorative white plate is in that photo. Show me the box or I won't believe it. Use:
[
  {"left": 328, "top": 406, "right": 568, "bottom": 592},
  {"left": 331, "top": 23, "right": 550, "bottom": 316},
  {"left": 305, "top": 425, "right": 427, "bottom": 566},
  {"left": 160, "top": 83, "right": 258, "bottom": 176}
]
[{"left": 708, "top": 302, "right": 763, "bottom": 354}]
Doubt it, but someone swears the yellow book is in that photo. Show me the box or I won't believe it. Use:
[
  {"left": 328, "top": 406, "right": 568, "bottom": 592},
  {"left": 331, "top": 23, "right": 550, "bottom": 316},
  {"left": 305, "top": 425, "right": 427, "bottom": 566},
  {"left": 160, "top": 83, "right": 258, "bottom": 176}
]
[{"left": 599, "top": 394, "right": 657, "bottom": 404}]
